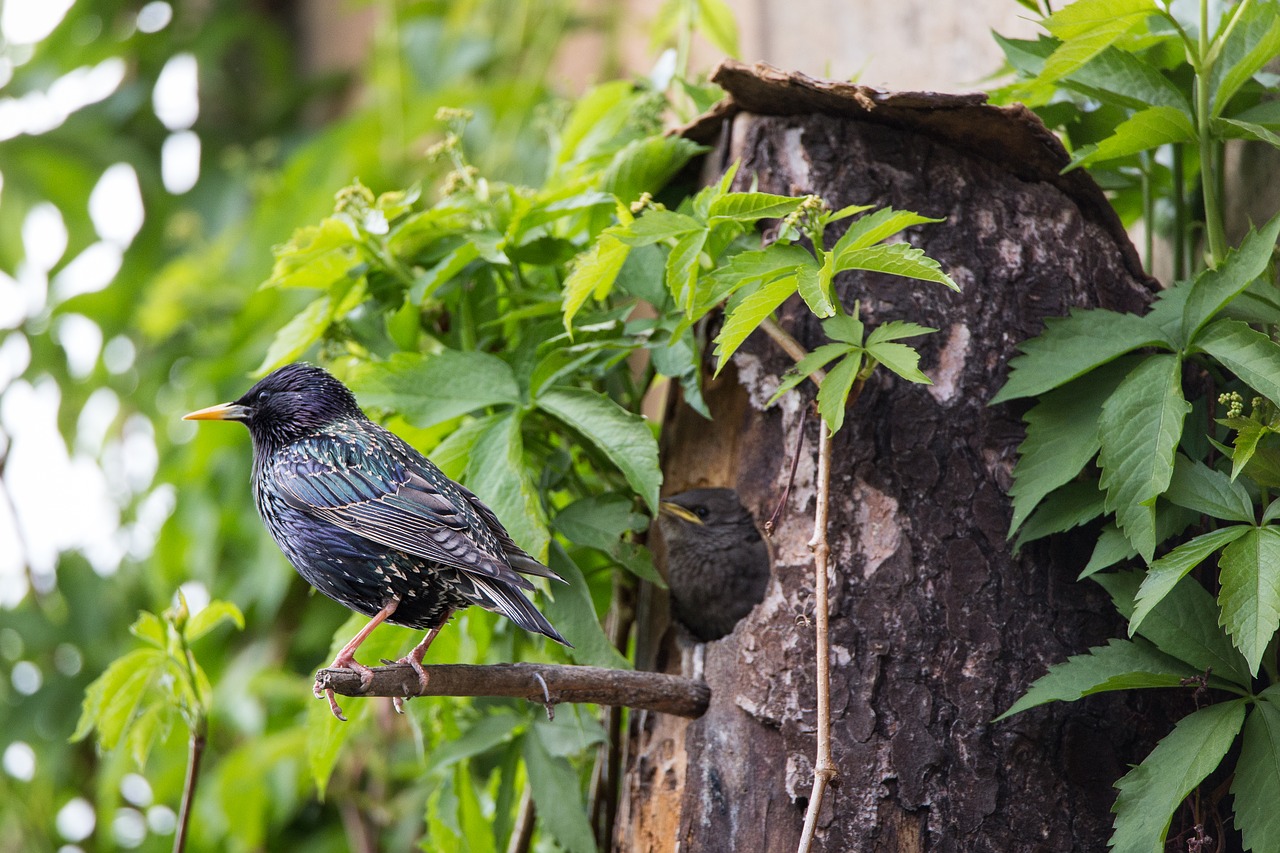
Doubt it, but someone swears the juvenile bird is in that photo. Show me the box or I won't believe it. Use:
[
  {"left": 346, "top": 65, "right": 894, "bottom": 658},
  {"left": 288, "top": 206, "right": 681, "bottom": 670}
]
[
  {"left": 184, "top": 363, "right": 568, "bottom": 719},
  {"left": 657, "top": 489, "right": 770, "bottom": 642}
]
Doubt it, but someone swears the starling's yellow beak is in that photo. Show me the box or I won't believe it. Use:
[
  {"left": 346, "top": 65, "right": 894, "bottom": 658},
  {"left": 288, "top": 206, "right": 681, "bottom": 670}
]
[
  {"left": 659, "top": 501, "right": 703, "bottom": 525},
  {"left": 183, "top": 402, "right": 251, "bottom": 422}
]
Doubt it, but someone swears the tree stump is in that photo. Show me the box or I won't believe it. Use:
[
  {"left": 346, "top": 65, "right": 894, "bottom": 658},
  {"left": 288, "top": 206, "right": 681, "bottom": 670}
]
[{"left": 614, "top": 62, "right": 1178, "bottom": 852}]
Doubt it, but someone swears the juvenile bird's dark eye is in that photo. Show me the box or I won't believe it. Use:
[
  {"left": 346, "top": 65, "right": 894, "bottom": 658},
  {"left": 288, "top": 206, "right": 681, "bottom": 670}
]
[{"left": 694, "top": 505, "right": 709, "bottom": 519}]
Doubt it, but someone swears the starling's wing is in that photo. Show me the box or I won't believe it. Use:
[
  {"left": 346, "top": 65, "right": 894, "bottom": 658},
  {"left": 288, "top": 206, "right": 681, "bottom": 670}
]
[
  {"left": 271, "top": 435, "right": 538, "bottom": 592},
  {"left": 453, "top": 481, "right": 565, "bottom": 583}
]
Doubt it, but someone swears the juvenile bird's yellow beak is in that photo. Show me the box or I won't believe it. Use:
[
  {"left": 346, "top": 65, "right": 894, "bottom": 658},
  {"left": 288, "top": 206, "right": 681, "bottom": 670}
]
[
  {"left": 659, "top": 501, "right": 703, "bottom": 525},
  {"left": 183, "top": 402, "right": 250, "bottom": 421}
]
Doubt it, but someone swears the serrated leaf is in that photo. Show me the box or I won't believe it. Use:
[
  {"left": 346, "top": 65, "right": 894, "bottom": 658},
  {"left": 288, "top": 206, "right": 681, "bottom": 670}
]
[
  {"left": 1009, "top": 358, "right": 1134, "bottom": 535},
  {"left": 266, "top": 216, "right": 360, "bottom": 289},
  {"left": 536, "top": 387, "right": 661, "bottom": 513},
  {"left": 707, "top": 192, "right": 804, "bottom": 223},
  {"left": 665, "top": 229, "right": 707, "bottom": 311},
  {"left": 1065, "top": 106, "right": 1196, "bottom": 170},
  {"left": 831, "top": 207, "right": 943, "bottom": 259},
  {"left": 1063, "top": 45, "right": 1190, "bottom": 112},
  {"left": 768, "top": 342, "right": 851, "bottom": 405},
  {"left": 1218, "top": 526, "right": 1280, "bottom": 675},
  {"left": 1218, "top": 117, "right": 1280, "bottom": 148},
  {"left": 712, "top": 272, "right": 799, "bottom": 373},
  {"left": 1212, "top": 4, "right": 1280, "bottom": 117},
  {"left": 995, "top": 637, "right": 1196, "bottom": 721},
  {"left": 425, "top": 711, "right": 526, "bottom": 776},
  {"left": 562, "top": 234, "right": 630, "bottom": 332},
  {"left": 1181, "top": 213, "right": 1280, "bottom": 344},
  {"left": 1195, "top": 319, "right": 1280, "bottom": 407},
  {"left": 695, "top": 0, "right": 739, "bottom": 56},
  {"left": 796, "top": 257, "right": 835, "bottom": 318},
  {"left": 466, "top": 411, "right": 549, "bottom": 560},
  {"left": 71, "top": 648, "right": 168, "bottom": 749},
  {"left": 350, "top": 350, "right": 520, "bottom": 429},
  {"left": 816, "top": 351, "right": 862, "bottom": 435},
  {"left": 866, "top": 340, "right": 931, "bottom": 385},
  {"left": 1098, "top": 354, "right": 1190, "bottom": 561},
  {"left": 543, "top": 545, "right": 630, "bottom": 669},
  {"left": 1109, "top": 700, "right": 1246, "bottom": 853},
  {"left": 1080, "top": 523, "right": 1137, "bottom": 579},
  {"left": 554, "top": 494, "right": 639, "bottom": 554},
  {"left": 1039, "top": 0, "right": 1158, "bottom": 83},
  {"left": 834, "top": 241, "right": 958, "bottom": 291},
  {"left": 1130, "top": 526, "right": 1250, "bottom": 634},
  {"left": 999, "top": 310, "right": 1163, "bottom": 406},
  {"left": 865, "top": 321, "right": 936, "bottom": 345},
  {"left": 1163, "top": 453, "right": 1255, "bottom": 522},
  {"left": 603, "top": 136, "right": 705, "bottom": 204},
  {"left": 615, "top": 210, "right": 704, "bottom": 247},
  {"left": 129, "top": 611, "right": 166, "bottom": 648},
  {"left": 1014, "top": 480, "right": 1106, "bottom": 549},
  {"left": 409, "top": 241, "right": 481, "bottom": 304},
  {"left": 822, "top": 313, "right": 864, "bottom": 346},
  {"left": 183, "top": 600, "right": 245, "bottom": 643},
  {"left": 1233, "top": 699, "right": 1280, "bottom": 853}
]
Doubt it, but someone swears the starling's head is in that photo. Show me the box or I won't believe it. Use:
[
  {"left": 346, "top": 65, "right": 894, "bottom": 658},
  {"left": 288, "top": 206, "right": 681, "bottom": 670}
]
[
  {"left": 657, "top": 488, "right": 760, "bottom": 547},
  {"left": 183, "top": 363, "right": 364, "bottom": 448}
]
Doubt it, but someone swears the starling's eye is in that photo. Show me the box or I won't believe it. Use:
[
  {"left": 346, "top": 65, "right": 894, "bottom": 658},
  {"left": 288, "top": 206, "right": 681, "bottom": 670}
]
[
  {"left": 694, "top": 505, "right": 709, "bottom": 519},
  {"left": 257, "top": 390, "right": 271, "bottom": 403}
]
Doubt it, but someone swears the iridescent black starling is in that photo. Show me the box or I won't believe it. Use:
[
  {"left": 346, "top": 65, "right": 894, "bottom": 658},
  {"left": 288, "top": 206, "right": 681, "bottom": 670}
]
[
  {"left": 184, "top": 363, "right": 568, "bottom": 719},
  {"left": 657, "top": 489, "right": 770, "bottom": 642}
]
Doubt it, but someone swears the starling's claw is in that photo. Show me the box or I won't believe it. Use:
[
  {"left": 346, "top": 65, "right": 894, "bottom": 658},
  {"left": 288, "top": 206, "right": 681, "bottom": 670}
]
[{"left": 324, "top": 688, "right": 348, "bottom": 722}]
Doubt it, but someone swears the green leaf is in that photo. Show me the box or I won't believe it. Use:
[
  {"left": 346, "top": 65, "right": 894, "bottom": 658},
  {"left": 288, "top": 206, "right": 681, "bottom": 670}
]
[
  {"left": 562, "top": 234, "right": 630, "bottom": 332},
  {"left": 266, "top": 216, "right": 360, "bottom": 289},
  {"left": 428, "top": 414, "right": 502, "bottom": 480},
  {"left": 831, "top": 207, "right": 943, "bottom": 259},
  {"left": 467, "top": 411, "right": 549, "bottom": 560},
  {"left": 1163, "top": 454, "right": 1255, "bottom": 522},
  {"left": 409, "top": 241, "right": 481, "bottom": 304},
  {"left": 695, "top": 0, "right": 739, "bottom": 56},
  {"left": 71, "top": 648, "right": 167, "bottom": 747},
  {"left": 865, "top": 321, "right": 935, "bottom": 346},
  {"left": 1218, "top": 117, "right": 1280, "bottom": 148},
  {"left": 1079, "top": 523, "right": 1137, "bottom": 579},
  {"left": 1096, "top": 569, "right": 1253, "bottom": 688},
  {"left": 708, "top": 192, "right": 804, "bottom": 223},
  {"left": 700, "top": 243, "right": 814, "bottom": 309},
  {"left": 1008, "top": 358, "right": 1134, "bottom": 534},
  {"left": 524, "top": 716, "right": 597, "bottom": 853},
  {"left": 712, "top": 271, "right": 799, "bottom": 373},
  {"left": 425, "top": 711, "right": 526, "bottom": 776},
  {"left": 1039, "top": 0, "right": 1158, "bottom": 83},
  {"left": 1130, "top": 526, "right": 1250, "bottom": 634},
  {"left": 554, "top": 494, "right": 640, "bottom": 554},
  {"left": 1014, "top": 480, "right": 1106, "bottom": 549},
  {"left": 536, "top": 386, "right": 661, "bottom": 513},
  {"left": 993, "top": 309, "right": 1170, "bottom": 404},
  {"left": 834, "top": 242, "right": 958, "bottom": 291},
  {"left": 183, "top": 600, "right": 245, "bottom": 643},
  {"left": 1098, "top": 354, "right": 1191, "bottom": 561},
  {"left": 1212, "top": 4, "right": 1280, "bottom": 117},
  {"left": 1233, "top": 699, "right": 1280, "bottom": 853},
  {"left": 866, "top": 340, "right": 931, "bottom": 385},
  {"left": 602, "top": 136, "right": 705, "bottom": 204},
  {"left": 795, "top": 258, "right": 835, "bottom": 318},
  {"left": 768, "top": 342, "right": 850, "bottom": 405},
  {"left": 1063, "top": 45, "right": 1190, "bottom": 112},
  {"left": 543, "top": 545, "right": 630, "bottom": 669},
  {"left": 350, "top": 350, "right": 521, "bottom": 429},
  {"left": 1110, "top": 700, "right": 1246, "bottom": 853},
  {"left": 616, "top": 210, "right": 704, "bottom": 247},
  {"left": 254, "top": 296, "right": 331, "bottom": 375},
  {"left": 1181, "top": 213, "right": 1280, "bottom": 344},
  {"left": 665, "top": 229, "right": 708, "bottom": 311},
  {"left": 1218, "top": 526, "right": 1280, "bottom": 675},
  {"left": 822, "top": 313, "right": 864, "bottom": 346},
  {"left": 995, "top": 637, "right": 1196, "bottom": 721},
  {"left": 129, "top": 611, "right": 166, "bottom": 648},
  {"left": 816, "top": 351, "right": 862, "bottom": 435},
  {"left": 1195, "top": 319, "right": 1280, "bottom": 407},
  {"left": 1065, "top": 106, "right": 1196, "bottom": 170}
]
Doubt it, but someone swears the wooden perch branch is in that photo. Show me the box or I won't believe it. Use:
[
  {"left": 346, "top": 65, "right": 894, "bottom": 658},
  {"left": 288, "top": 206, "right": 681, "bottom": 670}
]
[{"left": 314, "top": 662, "right": 710, "bottom": 719}]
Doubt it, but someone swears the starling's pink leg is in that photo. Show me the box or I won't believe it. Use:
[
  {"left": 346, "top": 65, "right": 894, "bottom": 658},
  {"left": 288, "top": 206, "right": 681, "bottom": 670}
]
[
  {"left": 315, "top": 596, "right": 401, "bottom": 721},
  {"left": 391, "top": 618, "right": 447, "bottom": 715}
]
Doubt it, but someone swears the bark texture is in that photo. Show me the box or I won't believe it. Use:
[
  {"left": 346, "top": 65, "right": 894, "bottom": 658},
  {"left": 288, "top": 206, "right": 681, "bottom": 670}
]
[{"left": 615, "top": 64, "right": 1180, "bottom": 852}]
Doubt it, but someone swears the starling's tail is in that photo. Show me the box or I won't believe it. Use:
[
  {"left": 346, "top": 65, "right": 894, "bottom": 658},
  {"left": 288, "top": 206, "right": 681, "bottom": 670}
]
[{"left": 472, "top": 577, "right": 572, "bottom": 647}]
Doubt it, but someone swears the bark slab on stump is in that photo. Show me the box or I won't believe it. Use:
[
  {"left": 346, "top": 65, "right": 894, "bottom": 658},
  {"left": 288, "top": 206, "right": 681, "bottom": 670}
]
[{"left": 614, "top": 62, "right": 1181, "bottom": 853}]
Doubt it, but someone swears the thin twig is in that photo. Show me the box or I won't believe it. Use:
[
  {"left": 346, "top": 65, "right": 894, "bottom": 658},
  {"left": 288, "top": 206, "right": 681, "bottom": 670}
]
[
  {"left": 506, "top": 785, "right": 536, "bottom": 853},
  {"left": 173, "top": 726, "right": 206, "bottom": 853},
  {"left": 760, "top": 318, "right": 828, "bottom": 385},
  {"left": 796, "top": 419, "right": 837, "bottom": 853},
  {"left": 765, "top": 404, "right": 808, "bottom": 536},
  {"left": 314, "top": 662, "right": 710, "bottom": 719}
]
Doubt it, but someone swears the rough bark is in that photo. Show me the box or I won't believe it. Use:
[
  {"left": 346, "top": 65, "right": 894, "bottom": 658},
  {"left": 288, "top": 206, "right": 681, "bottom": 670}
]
[{"left": 615, "top": 64, "right": 1184, "bottom": 852}]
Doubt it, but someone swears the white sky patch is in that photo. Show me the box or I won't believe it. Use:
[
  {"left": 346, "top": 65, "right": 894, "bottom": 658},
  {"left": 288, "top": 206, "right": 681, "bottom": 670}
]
[
  {"left": 56, "top": 797, "right": 95, "bottom": 842},
  {"left": 89, "top": 163, "right": 144, "bottom": 247},
  {"left": 2, "top": 741, "right": 35, "bottom": 781},
  {"left": 53, "top": 314, "right": 102, "bottom": 379},
  {"left": 22, "top": 203, "right": 67, "bottom": 273},
  {"left": 51, "top": 242, "right": 123, "bottom": 303},
  {"left": 0, "top": 276, "right": 25, "bottom": 329},
  {"left": 76, "top": 387, "right": 120, "bottom": 455},
  {"left": 103, "top": 336, "right": 136, "bottom": 374},
  {"left": 1, "top": 0, "right": 75, "bottom": 46},
  {"left": 177, "top": 579, "right": 210, "bottom": 617},
  {"left": 161, "top": 131, "right": 201, "bottom": 194},
  {"left": 153, "top": 53, "right": 198, "bottom": 131}
]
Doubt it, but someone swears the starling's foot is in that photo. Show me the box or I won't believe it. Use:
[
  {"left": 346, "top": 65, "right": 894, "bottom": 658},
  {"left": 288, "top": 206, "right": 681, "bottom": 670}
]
[
  {"left": 314, "top": 655, "right": 376, "bottom": 722},
  {"left": 390, "top": 653, "right": 431, "bottom": 715}
]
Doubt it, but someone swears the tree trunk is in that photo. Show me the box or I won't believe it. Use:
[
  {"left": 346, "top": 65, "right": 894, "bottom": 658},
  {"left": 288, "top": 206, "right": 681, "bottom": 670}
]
[{"left": 614, "top": 63, "right": 1181, "bottom": 852}]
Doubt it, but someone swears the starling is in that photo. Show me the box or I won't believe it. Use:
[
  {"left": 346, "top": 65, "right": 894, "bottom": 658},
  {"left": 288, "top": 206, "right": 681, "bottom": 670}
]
[
  {"left": 184, "top": 363, "right": 568, "bottom": 719},
  {"left": 656, "top": 489, "right": 770, "bottom": 642}
]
